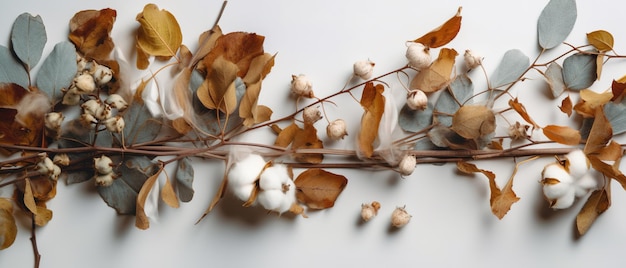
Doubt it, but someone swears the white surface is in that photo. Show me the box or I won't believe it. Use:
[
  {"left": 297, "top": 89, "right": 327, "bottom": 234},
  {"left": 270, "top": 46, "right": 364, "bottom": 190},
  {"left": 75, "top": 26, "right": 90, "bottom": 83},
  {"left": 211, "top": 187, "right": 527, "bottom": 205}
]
[{"left": 1, "top": 1, "right": 626, "bottom": 267}]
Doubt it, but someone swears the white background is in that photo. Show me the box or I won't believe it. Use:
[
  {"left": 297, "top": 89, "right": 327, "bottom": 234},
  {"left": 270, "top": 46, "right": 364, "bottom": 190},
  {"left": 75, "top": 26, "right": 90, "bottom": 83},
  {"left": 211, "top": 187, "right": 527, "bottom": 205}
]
[{"left": 1, "top": 0, "right": 626, "bottom": 267}]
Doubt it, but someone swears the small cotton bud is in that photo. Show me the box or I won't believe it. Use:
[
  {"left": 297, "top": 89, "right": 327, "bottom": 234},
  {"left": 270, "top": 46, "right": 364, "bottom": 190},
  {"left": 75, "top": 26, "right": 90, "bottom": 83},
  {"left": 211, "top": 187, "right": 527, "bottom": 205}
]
[
  {"left": 303, "top": 106, "right": 322, "bottom": 124},
  {"left": 50, "top": 165, "right": 61, "bottom": 181},
  {"left": 76, "top": 54, "right": 88, "bottom": 72},
  {"left": 105, "top": 94, "right": 128, "bottom": 111},
  {"left": 94, "top": 173, "right": 116, "bottom": 187},
  {"left": 326, "top": 119, "right": 348, "bottom": 140},
  {"left": 95, "top": 104, "right": 112, "bottom": 121},
  {"left": 353, "top": 60, "right": 375, "bottom": 80},
  {"left": 406, "top": 89, "right": 428, "bottom": 110},
  {"left": 94, "top": 155, "right": 114, "bottom": 175},
  {"left": 398, "top": 154, "right": 416, "bottom": 176},
  {"left": 508, "top": 122, "right": 529, "bottom": 140},
  {"left": 91, "top": 62, "right": 113, "bottom": 85},
  {"left": 79, "top": 113, "right": 97, "bottom": 128},
  {"left": 464, "top": 50, "right": 482, "bottom": 69},
  {"left": 360, "top": 201, "right": 381, "bottom": 222},
  {"left": 104, "top": 116, "right": 125, "bottom": 133},
  {"left": 290, "top": 74, "right": 314, "bottom": 98},
  {"left": 35, "top": 157, "right": 55, "bottom": 175},
  {"left": 74, "top": 72, "right": 96, "bottom": 93},
  {"left": 62, "top": 87, "right": 81, "bottom": 106},
  {"left": 405, "top": 43, "right": 431, "bottom": 70},
  {"left": 391, "top": 206, "right": 412, "bottom": 228},
  {"left": 53, "top": 154, "right": 70, "bottom": 166},
  {"left": 44, "top": 112, "right": 64, "bottom": 131},
  {"left": 81, "top": 99, "right": 102, "bottom": 117}
]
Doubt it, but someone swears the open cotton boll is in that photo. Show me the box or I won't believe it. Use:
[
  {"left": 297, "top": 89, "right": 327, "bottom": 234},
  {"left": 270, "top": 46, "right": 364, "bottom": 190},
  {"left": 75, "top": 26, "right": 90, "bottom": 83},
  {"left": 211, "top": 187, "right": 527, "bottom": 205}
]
[
  {"left": 257, "top": 190, "right": 285, "bottom": 211},
  {"left": 227, "top": 154, "right": 267, "bottom": 201},
  {"left": 550, "top": 189, "right": 576, "bottom": 209},
  {"left": 232, "top": 183, "right": 255, "bottom": 202},
  {"left": 541, "top": 162, "right": 577, "bottom": 209},
  {"left": 564, "top": 149, "right": 590, "bottom": 179},
  {"left": 259, "top": 164, "right": 291, "bottom": 191},
  {"left": 575, "top": 173, "right": 597, "bottom": 197}
]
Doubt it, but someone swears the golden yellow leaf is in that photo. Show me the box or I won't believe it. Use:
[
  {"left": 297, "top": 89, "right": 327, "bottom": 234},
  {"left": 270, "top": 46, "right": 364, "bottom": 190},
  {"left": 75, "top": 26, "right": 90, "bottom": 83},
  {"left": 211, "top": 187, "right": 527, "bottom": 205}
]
[
  {"left": 172, "top": 117, "right": 192, "bottom": 134},
  {"left": 136, "top": 3, "right": 182, "bottom": 57},
  {"left": 68, "top": 8, "right": 117, "bottom": 61},
  {"left": 33, "top": 202, "right": 52, "bottom": 227},
  {"left": 0, "top": 199, "right": 16, "bottom": 250},
  {"left": 413, "top": 7, "right": 462, "bottom": 48},
  {"left": 559, "top": 95, "right": 573, "bottom": 117},
  {"left": 576, "top": 187, "right": 610, "bottom": 236},
  {"left": 196, "top": 56, "right": 239, "bottom": 114},
  {"left": 295, "top": 168, "right": 348, "bottom": 209},
  {"left": 410, "top": 48, "right": 458, "bottom": 93},
  {"left": 243, "top": 53, "right": 276, "bottom": 85},
  {"left": 274, "top": 123, "right": 299, "bottom": 148},
  {"left": 542, "top": 125, "right": 581, "bottom": 145},
  {"left": 573, "top": 89, "right": 612, "bottom": 118},
  {"left": 161, "top": 176, "right": 180, "bottom": 208},
  {"left": 358, "top": 82, "right": 385, "bottom": 158},
  {"left": 584, "top": 107, "right": 612, "bottom": 154},
  {"left": 135, "top": 168, "right": 162, "bottom": 230},
  {"left": 292, "top": 122, "right": 324, "bottom": 164},
  {"left": 596, "top": 52, "right": 604, "bottom": 80},
  {"left": 508, "top": 98, "right": 540, "bottom": 128},
  {"left": 136, "top": 44, "right": 150, "bottom": 70},
  {"left": 587, "top": 30, "right": 614, "bottom": 52},
  {"left": 451, "top": 105, "right": 495, "bottom": 139}
]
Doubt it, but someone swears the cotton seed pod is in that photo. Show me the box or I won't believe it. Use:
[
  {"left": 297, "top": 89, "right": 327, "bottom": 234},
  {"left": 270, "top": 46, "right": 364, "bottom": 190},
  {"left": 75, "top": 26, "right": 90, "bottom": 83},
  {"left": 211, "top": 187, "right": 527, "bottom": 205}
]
[
  {"left": 406, "top": 89, "right": 428, "bottom": 110},
  {"left": 81, "top": 99, "right": 102, "bottom": 117},
  {"left": 95, "top": 104, "right": 112, "bottom": 121},
  {"left": 79, "top": 113, "right": 97, "bottom": 128},
  {"left": 464, "top": 50, "right": 482, "bottom": 70},
  {"left": 391, "top": 206, "right": 412, "bottom": 228},
  {"left": 398, "top": 154, "right": 416, "bottom": 176},
  {"left": 50, "top": 164, "right": 61, "bottom": 181},
  {"left": 53, "top": 154, "right": 70, "bottom": 166},
  {"left": 44, "top": 112, "right": 64, "bottom": 131},
  {"left": 62, "top": 87, "right": 81, "bottom": 106},
  {"left": 326, "top": 119, "right": 348, "bottom": 140},
  {"left": 35, "top": 157, "right": 55, "bottom": 176},
  {"left": 91, "top": 62, "right": 113, "bottom": 85},
  {"left": 105, "top": 94, "right": 128, "bottom": 111},
  {"left": 508, "top": 121, "right": 529, "bottom": 140},
  {"left": 94, "top": 173, "right": 116, "bottom": 187},
  {"left": 104, "top": 116, "right": 125, "bottom": 133},
  {"left": 405, "top": 43, "right": 431, "bottom": 70},
  {"left": 228, "top": 154, "right": 267, "bottom": 201},
  {"left": 564, "top": 149, "right": 590, "bottom": 179},
  {"left": 353, "top": 60, "right": 375, "bottom": 80},
  {"left": 303, "top": 106, "right": 322, "bottom": 124},
  {"left": 76, "top": 54, "right": 88, "bottom": 72},
  {"left": 74, "top": 72, "right": 96, "bottom": 93},
  {"left": 290, "top": 74, "right": 314, "bottom": 98},
  {"left": 94, "top": 155, "right": 114, "bottom": 175},
  {"left": 541, "top": 162, "right": 575, "bottom": 209},
  {"left": 361, "top": 201, "right": 381, "bottom": 222}
]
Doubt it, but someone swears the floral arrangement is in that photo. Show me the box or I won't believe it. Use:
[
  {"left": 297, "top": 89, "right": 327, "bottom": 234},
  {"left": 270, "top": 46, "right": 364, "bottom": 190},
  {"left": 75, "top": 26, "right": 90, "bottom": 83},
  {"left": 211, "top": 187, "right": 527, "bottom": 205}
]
[{"left": 0, "top": 0, "right": 625, "bottom": 266}]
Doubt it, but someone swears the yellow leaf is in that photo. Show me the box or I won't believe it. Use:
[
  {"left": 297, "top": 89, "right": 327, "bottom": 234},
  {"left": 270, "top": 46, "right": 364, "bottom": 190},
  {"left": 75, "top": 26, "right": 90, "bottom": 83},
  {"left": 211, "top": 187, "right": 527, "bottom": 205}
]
[
  {"left": 135, "top": 168, "right": 162, "bottom": 230},
  {"left": 33, "top": 202, "right": 52, "bottom": 227},
  {"left": 358, "top": 82, "right": 385, "bottom": 158},
  {"left": 161, "top": 176, "right": 180, "bottom": 208},
  {"left": 587, "top": 30, "right": 614, "bottom": 52},
  {"left": 584, "top": 107, "right": 612, "bottom": 154},
  {"left": 136, "top": 3, "right": 182, "bottom": 57},
  {"left": 240, "top": 79, "right": 268, "bottom": 127},
  {"left": 243, "top": 53, "right": 276, "bottom": 86},
  {"left": 451, "top": 105, "right": 495, "bottom": 139},
  {"left": 196, "top": 56, "right": 239, "bottom": 114},
  {"left": 576, "top": 187, "right": 610, "bottom": 236},
  {"left": 136, "top": 44, "right": 150, "bottom": 70},
  {"left": 410, "top": 48, "right": 458, "bottom": 93},
  {"left": 23, "top": 179, "right": 37, "bottom": 215},
  {"left": 542, "top": 125, "right": 581, "bottom": 145},
  {"left": 274, "top": 123, "right": 299, "bottom": 148},
  {"left": 292, "top": 123, "right": 324, "bottom": 164},
  {"left": 295, "top": 168, "right": 348, "bottom": 209},
  {"left": 508, "top": 98, "right": 540, "bottom": 128},
  {"left": 0, "top": 199, "right": 16, "bottom": 250},
  {"left": 413, "top": 7, "right": 462, "bottom": 48},
  {"left": 573, "top": 89, "right": 612, "bottom": 118}
]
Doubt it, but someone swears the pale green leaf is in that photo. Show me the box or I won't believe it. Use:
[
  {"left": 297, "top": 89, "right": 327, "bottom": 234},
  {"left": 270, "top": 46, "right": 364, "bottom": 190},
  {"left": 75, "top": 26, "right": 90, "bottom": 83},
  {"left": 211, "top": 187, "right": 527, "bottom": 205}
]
[
  {"left": 11, "top": 13, "right": 47, "bottom": 71},
  {"left": 98, "top": 156, "right": 157, "bottom": 214},
  {"left": 490, "top": 49, "right": 529, "bottom": 89},
  {"left": 398, "top": 102, "right": 433, "bottom": 133},
  {"left": 0, "top": 46, "right": 29, "bottom": 88},
  {"left": 123, "top": 101, "right": 163, "bottom": 146},
  {"left": 544, "top": 63, "right": 566, "bottom": 98},
  {"left": 58, "top": 119, "right": 113, "bottom": 184},
  {"left": 562, "top": 53, "right": 597, "bottom": 91},
  {"left": 604, "top": 102, "right": 626, "bottom": 135},
  {"left": 175, "top": 157, "right": 194, "bottom": 202},
  {"left": 435, "top": 74, "right": 474, "bottom": 127},
  {"left": 537, "top": 0, "right": 577, "bottom": 49},
  {"left": 36, "top": 41, "right": 76, "bottom": 103}
]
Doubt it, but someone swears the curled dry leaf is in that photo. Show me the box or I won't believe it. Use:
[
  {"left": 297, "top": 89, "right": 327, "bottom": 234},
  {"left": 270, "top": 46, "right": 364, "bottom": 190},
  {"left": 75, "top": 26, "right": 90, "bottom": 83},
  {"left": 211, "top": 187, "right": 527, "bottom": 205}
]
[
  {"left": 611, "top": 79, "right": 626, "bottom": 103},
  {"left": 136, "top": 168, "right": 162, "bottom": 230},
  {"left": 413, "top": 7, "right": 462, "bottom": 48},
  {"left": 0, "top": 83, "right": 48, "bottom": 155},
  {"left": 239, "top": 79, "right": 272, "bottom": 127},
  {"left": 0, "top": 198, "right": 17, "bottom": 250},
  {"left": 161, "top": 176, "right": 180, "bottom": 209},
  {"left": 508, "top": 98, "right": 540, "bottom": 129},
  {"left": 559, "top": 95, "right": 573, "bottom": 117},
  {"left": 584, "top": 107, "right": 612, "bottom": 154},
  {"left": 69, "top": 8, "right": 117, "bottom": 61},
  {"left": 200, "top": 32, "right": 265, "bottom": 78},
  {"left": 136, "top": 4, "right": 182, "bottom": 59},
  {"left": 295, "top": 168, "right": 348, "bottom": 209},
  {"left": 292, "top": 122, "right": 324, "bottom": 164},
  {"left": 573, "top": 89, "right": 612, "bottom": 118},
  {"left": 243, "top": 53, "right": 276, "bottom": 86},
  {"left": 576, "top": 187, "right": 610, "bottom": 236},
  {"left": 196, "top": 56, "right": 239, "bottom": 114},
  {"left": 458, "top": 161, "right": 519, "bottom": 219},
  {"left": 358, "top": 82, "right": 385, "bottom": 158},
  {"left": 542, "top": 125, "right": 581, "bottom": 145},
  {"left": 21, "top": 178, "right": 54, "bottom": 226},
  {"left": 451, "top": 105, "right": 495, "bottom": 140},
  {"left": 410, "top": 48, "right": 458, "bottom": 93}
]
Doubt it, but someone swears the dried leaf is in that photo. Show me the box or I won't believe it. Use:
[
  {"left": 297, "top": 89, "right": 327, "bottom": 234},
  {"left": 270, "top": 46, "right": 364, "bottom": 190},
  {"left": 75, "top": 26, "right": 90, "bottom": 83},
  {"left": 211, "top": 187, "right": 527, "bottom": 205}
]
[
  {"left": 611, "top": 80, "right": 626, "bottom": 103},
  {"left": 136, "top": 4, "right": 182, "bottom": 57},
  {"left": 161, "top": 175, "right": 180, "bottom": 208},
  {"left": 588, "top": 155, "right": 626, "bottom": 190},
  {"left": 35, "top": 41, "right": 77, "bottom": 103},
  {"left": 413, "top": 7, "right": 462, "bottom": 48},
  {"left": 410, "top": 48, "right": 457, "bottom": 93},
  {"left": 190, "top": 25, "right": 222, "bottom": 67},
  {"left": 587, "top": 30, "right": 614, "bottom": 52},
  {"left": 274, "top": 123, "right": 299, "bottom": 148},
  {"left": 433, "top": 74, "right": 474, "bottom": 127},
  {"left": 197, "top": 56, "right": 239, "bottom": 114},
  {"left": 544, "top": 63, "right": 566, "bottom": 98},
  {"left": 573, "top": 89, "right": 612, "bottom": 118},
  {"left": 508, "top": 98, "right": 540, "bottom": 129},
  {"left": 451, "top": 105, "right": 495, "bottom": 139},
  {"left": 240, "top": 79, "right": 273, "bottom": 127},
  {"left": 563, "top": 53, "right": 597, "bottom": 91},
  {"left": 576, "top": 188, "right": 610, "bottom": 236},
  {"left": 136, "top": 168, "right": 162, "bottom": 229},
  {"left": 135, "top": 44, "right": 150, "bottom": 70},
  {"left": 584, "top": 107, "right": 612, "bottom": 154},
  {"left": 458, "top": 161, "right": 519, "bottom": 219},
  {"left": 358, "top": 82, "right": 385, "bottom": 158},
  {"left": 68, "top": 8, "right": 117, "bottom": 61},
  {"left": 23, "top": 179, "right": 37, "bottom": 215},
  {"left": 243, "top": 53, "right": 276, "bottom": 85},
  {"left": 295, "top": 168, "right": 347, "bottom": 209},
  {"left": 11, "top": 13, "right": 46, "bottom": 71},
  {"left": 201, "top": 32, "right": 265, "bottom": 78},
  {"left": 0, "top": 46, "right": 29, "bottom": 89},
  {"left": 175, "top": 157, "right": 194, "bottom": 202},
  {"left": 490, "top": 49, "right": 530, "bottom": 88},
  {"left": 0, "top": 199, "right": 17, "bottom": 250},
  {"left": 542, "top": 125, "right": 581, "bottom": 145},
  {"left": 537, "top": 0, "right": 577, "bottom": 49},
  {"left": 169, "top": 67, "right": 193, "bottom": 134},
  {"left": 292, "top": 122, "right": 324, "bottom": 164},
  {"left": 33, "top": 202, "right": 52, "bottom": 227},
  {"left": 559, "top": 95, "right": 573, "bottom": 117}
]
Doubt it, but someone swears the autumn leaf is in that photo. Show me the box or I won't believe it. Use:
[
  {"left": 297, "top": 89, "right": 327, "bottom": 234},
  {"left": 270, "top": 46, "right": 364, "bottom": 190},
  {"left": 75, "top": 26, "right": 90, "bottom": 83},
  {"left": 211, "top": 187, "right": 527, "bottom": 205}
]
[
  {"left": 587, "top": 30, "right": 614, "bottom": 52},
  {"left": 358, "top": 82, "right": 385, "bottom": 158},
  {"left": 243, "top": 53, "right": 276, "bottom": 86},
  {"left": 573, "top": 90, "right": 612, "bottom": 118},
  {"left": 136, "top": 4, "right": 182, "bottom": 58},
  {"left": 292, "top": 122, "right": 324, "bottom": 164},
  {"left": 458, "top": 161, "right": 519, "bottom": 219},
  {"left": 588, "top": 155, "right": 626, "bottom": 190},
  {"left": 196, "top": 56, "right": 239, "bottom": 114},
  {"left": 68, "top": 8, "right": 117, "bottom": 61},
  {"left": 21, "top": 179, "right": 53, "bottom": 226},
  {"left": 295, "top": 168, "right": 348, "bottom": 209},
  {"left": 161, "top": 176, "right": 180, "bottom": 208},
  {"left": 240, "top": 79, "right": 272, "bottom": 127},
  {"left": 200, "top": 32, "right": 265, "bottom": 78},
  {"left": 0, "top": 84, "right": 48, "bottom": 155},
  {"left": 610, "top": 79, "right": 626, "bottom": 103},
  {"left": 508, "top": 98, "right": 540, "bottom": 128},
  {"left": 542, "top": 125, "right": 581, "bottom": 145},
  {"left": 451, "top": 105, "right": 495, "bottom": 139},
  {"left": 274, "top": 123, "right": 299, "bottom": 148},
  {"left": 136, "top": 168, "right": 162, "bottom": 230},
  {"left": 190, "top": 25, "right": 222, "bottom": 68},
  {"left": 576, "top": 187, "right": 610, "bottom": 236},
  {"left": 584, "top": 107, "right": 612, "bottom": 154},
  {"left": 413, "top": 7, "right": 462, "bottom": 48},
  {"left": 0, "top": 198, "right": 17, "bottom": 250},
  {"left": 410, "top": 48, "right": 458, "bottom": 93},
  {"left": 559, "top": 95, "right": 573, "bottom": 117}
]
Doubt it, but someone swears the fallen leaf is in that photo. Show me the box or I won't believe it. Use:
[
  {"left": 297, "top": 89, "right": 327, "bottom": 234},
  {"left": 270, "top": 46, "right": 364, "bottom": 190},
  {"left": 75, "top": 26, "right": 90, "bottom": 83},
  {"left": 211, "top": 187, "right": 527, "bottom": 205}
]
[
  {"left": 23, "top": 179, "right": 37, "bottom": 215},
  {"left": 542, "top": 125, "right": 581, "bottom": 145},
  {"left": 576, "top": 187, "right": 610, "bottom": 236},
  {"left": 274, "top": 123, "right": 299, "bottom": 148},
  {"left": 190, "top": 25, "right": 222, "bottom": 68},
  {"left": 0, "top": 85, "right": 47, "bottom": 153},
  {"left": 292, "top": 122, "right": 324, "bottom": 164},
  {"left": 573, "top": 89, "right": 612, "bottom": 118},
  {"left": 358, "top": 82, "right": 385, "bottom": 158},
  {"left": 610, "top": 80, "right": 626, "bottom": 103},
  {"left": 458, "top": 161, "right": 519, "bottom": 219},
  {"left": 584, "top": 107, "right": 612, "bottom": 154},
  {"left": 410, "top": 48, "right": 458, "bottom": 93},
  {"left": 136, "top": 168, "right": 162, "bottom": 230},
  {"left": 559, "top": 95, "right": 573, "bottom": 117},
  {"left": 413, "top": 7, "right": 462, "bottom": 48},
  {"left": 201, "top": 32, "right": 265, "bottom": 78},
  {"left": 451, "top": 105, "right": 495, "bottom": 139},
  {"left": 240, "top": 79, "right": 272, "bottom": 127},
  {"left": 68, "top": 8, "right": 117, "bottom": 61},
  {"left": 161, "top": 175, "right": 180, "bottom": 208},
  {"left": 0, "top": 199, "right": 17, "bottom": 250},
  {"left": 587, "top": 30, "right": 614, "bottom": 52},
  {"left": 196, "top": 56, "right": 239, "bottom": 114},
  {"left": 243, "top": 53, "right": 276, "bottom": 86},
  {"left": 595, "top": 140, "right": 622, "bottom": 162},
  {"left": 33, "top": 202, "right": 52, "bottom": 227},
  {"left": 588, "top": 155, "right": 626, "bottom": 190},
  {"left": 295, "top": 168, "right": 347, "bottom": 209},
  {"left": 136, "top": 4, "right": 182, "bottom": 58},
  {"left": 508, "top": 98, "right": 540, "bottom": 128}
]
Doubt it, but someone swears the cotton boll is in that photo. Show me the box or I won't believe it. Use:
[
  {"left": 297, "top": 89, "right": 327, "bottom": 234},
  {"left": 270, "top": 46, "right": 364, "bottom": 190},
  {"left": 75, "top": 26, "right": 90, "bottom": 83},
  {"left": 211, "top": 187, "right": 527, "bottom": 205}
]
[
  {"left": 541, "top": 163, "right": 573, "bottom": 199},
  {"left": 575, "top": 173, "right": 598, "bottom": 197},
  {"left": 550, "top": 189, "right": 576, "bottom": 209},
  {"left": 257, "top": 190, "right": 284, "bottom": 211},
  {"left": 228, "top": 154, "right": 266, "bottom": 187},
  {"left": 564, "top": 149, "right": 590, "bottom": 179},
  {"left": 259, "top": 164, "right": 290, "bottom": 191},
  {"left": 232, "top": 184, "right": 255, "bottom": 202}
]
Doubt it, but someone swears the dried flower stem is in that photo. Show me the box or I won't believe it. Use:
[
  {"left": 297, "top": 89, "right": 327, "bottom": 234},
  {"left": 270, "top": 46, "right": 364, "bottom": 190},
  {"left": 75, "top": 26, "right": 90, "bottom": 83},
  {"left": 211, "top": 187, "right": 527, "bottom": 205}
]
[{"left": 30, "top": 215, "right": 41, "bottom": 268}]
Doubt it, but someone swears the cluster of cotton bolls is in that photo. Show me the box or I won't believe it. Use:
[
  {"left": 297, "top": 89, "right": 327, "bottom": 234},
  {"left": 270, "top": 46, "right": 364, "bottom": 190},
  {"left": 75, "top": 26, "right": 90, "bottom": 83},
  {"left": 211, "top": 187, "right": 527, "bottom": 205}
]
[
  {"left": 228, "top": 154, "right": 297, "bottom": 214},
  {"left": 541, "top": 149, "right": 598, "bottom": 209}
]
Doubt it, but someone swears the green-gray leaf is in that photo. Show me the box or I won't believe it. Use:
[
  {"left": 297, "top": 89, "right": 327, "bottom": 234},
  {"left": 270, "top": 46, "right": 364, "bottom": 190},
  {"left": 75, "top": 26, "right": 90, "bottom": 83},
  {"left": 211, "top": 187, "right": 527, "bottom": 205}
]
[
  {"left": 194, "top": 77, "right": 246, "bottom": 136},
  {"left": 398, "top": 103, "right": 433, "bottom": 133},
  {"left": 97, "top": 156, "right": 157, "bottom": 214},
  {"left": 36, "top": 41, "right": 76, "bottom": 103},
  {"left": 490, "top": 49, "right": 529, "bottom": 89},
  {"left": 562, "top": 53, "right": 597, "bottom": 91},
  {"left": 544, "top": 63, "right": 566, "bottom": 98},
  {"left": 123, "top": 101, "right": 163, "bottom": 146},
  {"left": 537, "top": 0, "right": 577, "bottom": 49},
  {"left": 11, "top": 13, "right": 47, "bottom": 71},
  {"left": 434, "top": 75, "right": 474, "bottom": 127},
  {"left": 0, "top": 46, "right": 29, "bottom": 88},
  {"left": 175, "top": 157, "right": 194, "bottom": 202}
]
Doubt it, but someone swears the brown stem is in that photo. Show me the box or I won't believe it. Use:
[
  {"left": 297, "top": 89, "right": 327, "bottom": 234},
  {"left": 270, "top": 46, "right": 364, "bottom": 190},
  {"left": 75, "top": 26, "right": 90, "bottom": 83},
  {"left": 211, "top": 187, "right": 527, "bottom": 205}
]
[{"left": 30, "top": 214, "right": 41, "bottom": 268}]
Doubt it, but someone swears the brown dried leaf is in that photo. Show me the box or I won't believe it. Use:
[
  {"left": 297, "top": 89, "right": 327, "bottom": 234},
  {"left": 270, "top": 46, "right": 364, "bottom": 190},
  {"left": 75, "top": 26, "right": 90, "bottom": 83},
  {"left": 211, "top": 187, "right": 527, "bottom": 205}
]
[
  {"left": 274, "top": 123, "right": 299, "bottom": 148},
  {"left": 410, "top": 48, "right": 458, "bottom": 93},
  {"left": 177, "top": 45, "right": 192, "bottom": 72},
  {"left": 610, "top": 80, "right": 626, "bottom": 103},
  {"left": 33, "top": 202, "right": 52, "bottom": 227},
  {"left": 596, "top": 53, "right": 604, "bottom": 80},
  {"left": 508, "top": 98, "right": 540, "bottom": 128},
  {"left": 68, "top": 8, "right": 117, "bottom": 61},
  {"left": 243, "top": 53, "right": 276, "bottom": 86},
  {"left": 358, "top": 82, "right": 385, "bottom": 158},
  {"left": 573, "top": 89, "right": 612, "bottom": 118},
  {"left": 161, "top": 176, "right": 179, "bottom": 208},
  {"left": 596, "top": 140, "right": 623, "bottom": 162},
  {"left": 135, "top": 168, "right": 161, "bottom": 230},
  {"left": 451, "top": 105, "right": 495, "bottom": 139},
  {"left": 542, "top": 125, "right": 581, "bottom": 145},
  {"left": 23, "top": 179, "right": 37, "bottom": 215},
  {"left": 588, "top": 155, "right": 626, "bottom": 190},
  {"left": 196, "top": 56, "right": 239, "bottom": 114},
  {"left": 295, "top": 168, "right": 348, "bottom": 209},
  {"left": 413, "top": 7, "right": 462, "bottom": 48},
  {"left": 559, "top": 95, "right": 573, "bottom": 117},
  {"left": 136, "top": 4, "right": 182, "bottom": 58},
  {"left": 587, "top": 30, "right": 614, "bottom": 52},
  {"left": 576, "top": 187, "right": 610, "bottom": 236},
  {"left": 201, "top": 32, "right": 265, "bottom": 78},
  {"left": 197, "top": 171, "right": 228, "bottom": 224},
  {"left": 191, "top": 25, "right": 222, "bottom": 68},
  {"left": 171, "top": 67, "right": 193, "bottom": 134},
  {"left": 136, "top": 44, "right": 150, "bottom": 70},
  {"left": 292, "top": 122, "right": 324, "bottom": 164},
  {"left": 0, "top": 199, "right": 17, "bottom": 250},
  {"left": 584, "top": 107, "right": 612, "bottom": 154},
  {"left": 240, "top": 79, "right": 273, "bottom": 127}
]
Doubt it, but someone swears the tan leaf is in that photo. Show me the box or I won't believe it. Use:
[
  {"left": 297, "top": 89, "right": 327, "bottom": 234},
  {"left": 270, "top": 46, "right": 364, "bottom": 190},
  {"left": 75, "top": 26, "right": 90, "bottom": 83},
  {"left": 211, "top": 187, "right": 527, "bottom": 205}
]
[
  {"left": 573, "top": 89, "right": 612, "bottom": 118},
  {"left": 292, "top": 122, "right": 324, "bottom": 164},
  {"left": 611, "top": 79, "right": 626, "bottom": 103},
  {"left": 576, "top": 187, "right": 610, "bottom": 236},
  {"left": 295, "top": 168, "right": 348, "bottom": 209},
  {"left": 410, "top": 48, "right": 458, "bottom": 93},
  {"left": 23, "top": 179, "right": 37, "bottom": 215},
  {"left": 451, "top": 105, "right": 495, "bottom": 139},
  {"left": 172, "top": 117, "right": 192, "bottom": 134},
  {"left": 33, "top": 202, "right": 52, "bottom": 227},
  {"left": 0, "top": 199, "right": 17, "bottom": 249},
  {"left": 584, "top": 107, "right": 612, "bottom": 154},
  {"left": 253, "top": 105, "right": 273, "bottom": 125},
  {"left": 559, "top": 95, "right": 573, "bottom": 117},
  {"left": 508, "top": 98, "right": 540, "bottom": 128},
  {"left": 358, "top": 82, "right": 385, "bottom": 158},
  {"left": 243, "top": 53, "right": 276, "bottom": 85},
  {"left": 240, "top": 79, "right": 273, "bottom": 127},
  {"left": 201, "top": 32, "right": 265, "bottom": 78},
  {"left": 190, "top": 25, "right": 222, "bottom": 68},
  {"left": 457, "top": 161, "right": 495, "bottom": 180},
  {"left": 196, "top": 56, "right": 239, "bottom": 114},
  {"left": 68, "top": 8, "right": 117, "bottom": 61},
  {"left": 274, "top": 123, "right": 299, "bottom": 148},
  {"left": 136, "top": 4, "right": 182, "bottom": 57},
  {"left": 26, "top": 176, "right": 56, "bottom": 202},
  {"left": 136, "top": 44, "right": 150, "bottom": 70},
  {"left": 170, "top": 67, "right": 193, "bottom": 134},
  {"left": 542, "top": 125, "right": 581, "bottom": 145},
  {"left": 588, "top": 155, "right": 626, "bottom": 190},
  {"left": 197, "top": 171, "right": 228, "bottom": 224},
  {"left": 135, "top": 168, "right": 162, "bottom": 230},
  {"left": 176, "top": 45, "right": 192, "bottom": 72},
  {"left": 596, "top": 52, "right": 604, "bottom": 80},
  {"left": 587, "top": 30, "right": 614, "bottom": 52},
  {"left": 595, "top": 140, "right": 623, "bottom": 162},
  {"left": 161, "top": 176, "right": 179, "bottom": 208},
  {"left": 413, "top": 7, "right": 462, "bottom": 48}
]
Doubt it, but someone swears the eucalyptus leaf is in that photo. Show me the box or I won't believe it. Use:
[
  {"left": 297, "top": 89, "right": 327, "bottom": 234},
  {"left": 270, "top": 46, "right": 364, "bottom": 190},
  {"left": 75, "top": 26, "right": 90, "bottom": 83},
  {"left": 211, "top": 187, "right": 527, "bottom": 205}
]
[
  {"left": 490, "top": 49, "right": 529, "bottom": 89},
  {"left": 194, "top": 77, "right": 246, "bottom": 136},
  {"left": 544, "top": 63, "right": 566, "bottom": 98},
  {"left": 537, "top": 0, "right": 577, "bottom": 50},
  {"left": 0, "top": 46, "right": 29, "bottom": 88},
  {"left": 11, "top": 13, "right": 47, "bottom": 71},
  {"left": 123, "top": 101, "right": 163, "bottom": 146},
  {"left": 562, "top": 53, "right": 597, "bottom": 91},
  {"left": 36, "top": 41, "right": 76, "bottom": 103},
  {"left": 414, "top": 138, "right": 436, "bottom": 150},
  {"left": 604, "top": 102, "right": 626, "bottom": 135},
  {"left": 98, "top": 156, "right": 157, "bottom": 214},
  {"left": 175, "top": 157, "right": 194, "bottom": 202},
  {"left": 435, "top": 75, "right": 474, "bottom": 126},
  {"left": 398, "top": 103, "right": 433, "bottom": 133}
]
